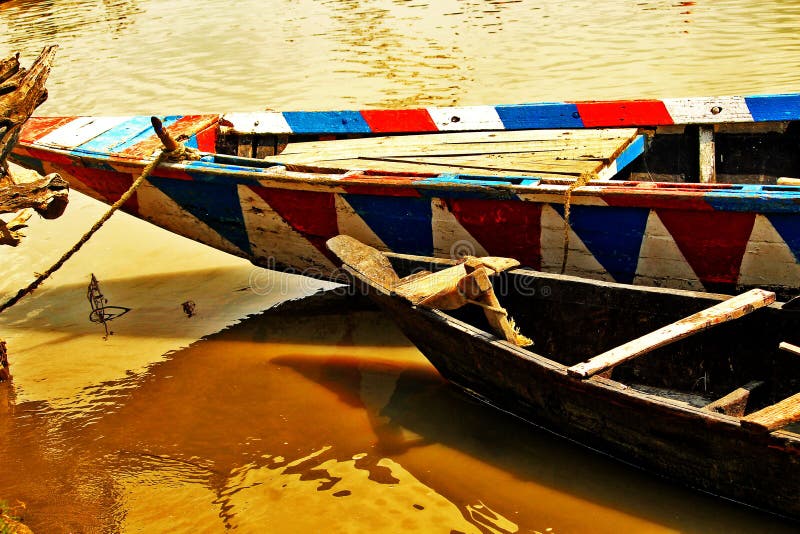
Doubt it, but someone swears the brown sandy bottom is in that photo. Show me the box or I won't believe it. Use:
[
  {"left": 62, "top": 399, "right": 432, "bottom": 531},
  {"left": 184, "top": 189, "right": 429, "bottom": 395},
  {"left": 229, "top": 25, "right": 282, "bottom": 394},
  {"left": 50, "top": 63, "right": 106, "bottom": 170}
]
[{"left": 1, "top": 194, "right": 798, "bottom": 533}]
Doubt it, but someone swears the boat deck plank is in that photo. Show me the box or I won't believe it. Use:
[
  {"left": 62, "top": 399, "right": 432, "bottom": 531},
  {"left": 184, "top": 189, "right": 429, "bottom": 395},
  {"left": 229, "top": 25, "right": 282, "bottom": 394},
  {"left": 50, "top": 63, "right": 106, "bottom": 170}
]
[{"left": 263, "top": 128, "right": 643, "bottom": 179}]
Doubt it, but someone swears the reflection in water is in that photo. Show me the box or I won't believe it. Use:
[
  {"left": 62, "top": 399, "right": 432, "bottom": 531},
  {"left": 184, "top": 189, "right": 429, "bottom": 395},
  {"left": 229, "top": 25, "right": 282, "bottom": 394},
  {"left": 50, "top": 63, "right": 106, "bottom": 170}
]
[{"left": 3, "top": 293, "right": 797, "bottom": 532}]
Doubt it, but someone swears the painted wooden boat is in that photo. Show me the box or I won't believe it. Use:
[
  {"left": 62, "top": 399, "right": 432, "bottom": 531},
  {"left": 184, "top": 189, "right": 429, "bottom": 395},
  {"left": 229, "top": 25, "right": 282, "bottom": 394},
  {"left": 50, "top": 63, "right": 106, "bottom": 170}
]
[
  {"left": 327, "top": 236, "right": 800, "bottom": 520},
  {"left": 9, "top": 92, "right": 800, "bottom": 296}
]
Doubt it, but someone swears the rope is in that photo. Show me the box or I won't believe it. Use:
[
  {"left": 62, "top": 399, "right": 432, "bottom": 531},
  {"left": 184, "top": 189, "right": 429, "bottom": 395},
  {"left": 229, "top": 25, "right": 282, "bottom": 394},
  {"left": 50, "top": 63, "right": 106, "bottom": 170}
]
[
  {"left": 0, "top": 148, "right": 181, "bottom": 314},
  {"left": 559, "top": 172, "right": 593, "bottom": 274},
  {"left": 464, "top": 298, "right": 507, "bottom": 315}
]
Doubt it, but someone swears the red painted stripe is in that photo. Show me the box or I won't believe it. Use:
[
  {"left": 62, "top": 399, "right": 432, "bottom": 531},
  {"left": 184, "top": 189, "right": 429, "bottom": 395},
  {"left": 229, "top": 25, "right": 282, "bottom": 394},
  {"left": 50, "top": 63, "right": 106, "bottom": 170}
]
[
  {"left": 574, "top": 100, "right": 674, "bottom": 127},
  {"left": 21, "top": 146, "right": 75, "bottom": 167},
  {"left": 446, "top": 198, "right": 543, "bottom": 269},
  {"left": 249, "top": 186, "right": 339, "bottom": 260},
  {"left": 600, "top": 187, "right": 714, "bottom": 211},
  {"left": 656, "top": 209, "right": 756, "bottom": 288},
  {"left": 360, "top": 109, "right": 438, "bottom": 133},
  {"left": 62, "top": 164, "right": 139, "bottom": 214},
  {"left": 193, "top": 123, "right": 218, "bottom": 152},
  {"left": 17, "top": 117, "right": 76, "bottom": 144}
]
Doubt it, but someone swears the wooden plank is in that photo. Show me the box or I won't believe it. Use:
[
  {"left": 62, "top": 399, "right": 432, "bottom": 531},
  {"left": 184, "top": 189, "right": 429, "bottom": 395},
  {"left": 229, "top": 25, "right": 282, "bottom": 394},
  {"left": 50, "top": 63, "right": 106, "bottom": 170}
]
[
  {"left": 779, "top": 341, "right": 800, "bottom": 356},
  {"left": 777, "top": 177, "right": 800, "bottom": 186},
  {"left": 274, "top": 137, "right": 632, "bottom": 162},
  {"left": 698, "top": 126, "right": 716, "bottom": 183},
  {"left": 269, "top": 128, "right": 639, "bottom": 156},
  {"left": 741, "top": 391, "right": 800, "bottom": 432},
  {"left": 567, "top": 288, "right": 776, "bottom": 379},
  {"left": 702, "top": 380, "right": 764, "bottom": 417},
  {"left": 288, "top": 158, "right": 583, "bottom": 179}
]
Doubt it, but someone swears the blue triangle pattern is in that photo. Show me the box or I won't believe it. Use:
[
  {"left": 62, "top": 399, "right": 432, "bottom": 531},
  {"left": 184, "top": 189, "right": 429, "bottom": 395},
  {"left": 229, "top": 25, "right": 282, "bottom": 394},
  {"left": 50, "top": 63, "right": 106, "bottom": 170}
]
[
  {"left": 342, "top": 195, "right": 433, "bottom": 256},
  {"left": 767, "top": 213, "right": 800, "bottom": 261},
  {"left": 552, "top": 204, "right": 649, "bottom": 284},
  {"left": 148, "top": 176, "right": 252, "bottom": 255}
]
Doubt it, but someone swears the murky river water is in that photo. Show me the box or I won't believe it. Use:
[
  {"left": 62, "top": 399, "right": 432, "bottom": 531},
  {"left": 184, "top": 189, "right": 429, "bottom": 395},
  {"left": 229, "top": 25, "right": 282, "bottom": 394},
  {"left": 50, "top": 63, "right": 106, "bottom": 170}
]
[{"left": 2, "top": 0, "right": 800, "bottom": 532}]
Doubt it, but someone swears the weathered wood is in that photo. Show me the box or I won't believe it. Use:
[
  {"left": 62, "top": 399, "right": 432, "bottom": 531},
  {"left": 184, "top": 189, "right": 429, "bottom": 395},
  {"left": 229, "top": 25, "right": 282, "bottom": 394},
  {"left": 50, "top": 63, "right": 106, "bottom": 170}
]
[
  {"left": 741, "top": 392, "right": 800, "bottom": 432},
  {"left": 703, "top": 380, "right": 764, "bottom": 417},
  {"left": 698, "top": 125, "right": 716, "bottom": 183},
  {"left": 264, "top": 128, "right": 642, "bottom": 179},
  {"left": 0, "top": 339, "right": 9, "bottom": 381},
  {"left": 0, "top": 46, "right": 57, "bottom": 171},
  {"left": 567, "top": 288, "right": 776, "bottom": 379},
  {"left": 325, "top": 234, "right": 400, "bottom": 289},
  {"left": 346, "top": 253, "right": 800, "bottom": 519},
  {"left": 779, "top": 341, "right": 800, "bottom": 356},
  {"left": 0, "top": 162, "right": 68, "bottom": 219}
]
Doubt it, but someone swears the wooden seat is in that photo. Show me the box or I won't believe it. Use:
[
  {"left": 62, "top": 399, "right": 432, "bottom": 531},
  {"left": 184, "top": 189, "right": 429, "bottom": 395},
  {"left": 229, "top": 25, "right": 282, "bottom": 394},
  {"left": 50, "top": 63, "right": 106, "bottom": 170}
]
[
  {"left": 702, "top": 381, "right": 764, "bottom": 417},
  {"left": 741, "top": 392, "right": 800, "bottom": 433},
  {"left": 568, "top": 289, "right": 776, "bottom": 379}
]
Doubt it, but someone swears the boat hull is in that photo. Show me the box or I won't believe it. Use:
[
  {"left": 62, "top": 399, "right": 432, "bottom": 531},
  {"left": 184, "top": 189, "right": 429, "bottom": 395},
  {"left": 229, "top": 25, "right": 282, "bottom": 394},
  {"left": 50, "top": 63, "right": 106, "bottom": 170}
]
[
  {"left": 11, "top": 105, "right": 800, "bottom": 297},
  {"left": 354, "top": 267, "right": 800, "bottom": 519}
]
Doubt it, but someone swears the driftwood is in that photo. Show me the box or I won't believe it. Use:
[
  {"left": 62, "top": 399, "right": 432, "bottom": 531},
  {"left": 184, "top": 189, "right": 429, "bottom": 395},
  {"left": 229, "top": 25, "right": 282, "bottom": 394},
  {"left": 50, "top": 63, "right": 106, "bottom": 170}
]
[{"left": 0, "top": 45, "right": 68, "bottom": 244}]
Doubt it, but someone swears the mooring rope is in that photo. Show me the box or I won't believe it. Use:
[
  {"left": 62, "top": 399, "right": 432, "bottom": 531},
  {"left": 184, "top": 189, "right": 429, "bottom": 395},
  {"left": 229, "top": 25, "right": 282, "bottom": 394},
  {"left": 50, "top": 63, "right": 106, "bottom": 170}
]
[
  {"left": 559, "top": 172, "right": 593, "bottom": 275},
  {"left": 0, "top": 146, "right": 189, "bottom": 314}
]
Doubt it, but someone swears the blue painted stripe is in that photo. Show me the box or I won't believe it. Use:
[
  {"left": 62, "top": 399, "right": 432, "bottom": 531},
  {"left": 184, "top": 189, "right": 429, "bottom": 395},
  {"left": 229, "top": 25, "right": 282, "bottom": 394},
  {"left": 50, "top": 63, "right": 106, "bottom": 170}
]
[
  {"left": 614, "top": 135, "right": 646, "bottom": 173},
  {"left": 745, "top": 94, "right": 800, "bottom": 122},
  {"left": 97, "top": 115, "right": 181, "bottom": 153},
  {"left": 552, "top": 204, "right": 649, "bottom": 284},
  {"left": 76, "top": 116, "right": 156, "bottom": 153},
  {"left": 703, "top": 185, "right": 800, "bottom": 213},
  {"left": 148, "top": 176, "right": 251, "bottom": 254},
  {"left": 342, "top": 194, "right": 433, "bottom": 255},
  {"left": 282, "top": 111, "right": 371, "bottom": 134},
  {"left": 767, "top": 214, "right": 800, "bottom": 262},
  {"left": 496, "top": 103, "right": 584, "bottom": 129}
]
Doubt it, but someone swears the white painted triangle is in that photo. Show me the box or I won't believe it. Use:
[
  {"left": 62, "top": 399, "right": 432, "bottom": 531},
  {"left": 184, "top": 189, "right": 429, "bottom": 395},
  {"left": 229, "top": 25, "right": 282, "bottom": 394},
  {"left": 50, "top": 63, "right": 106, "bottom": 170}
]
[
  {"left": 335, "top": 194, "right": 388, "bottom": 251},
  {"left": 237, "top": 185, "right": 336, "bottom": 272},
  {"left": 430, "top": 198, "right": 489, "bottom": 259},
  {"left": 633, "top": 210, "right": 704, "bottom": 290},
  {"left": 136, "top": 182, "right": 243, "bottom": 257},
  {"left": 540, "top": 204, "right": 614, "bottom": 281},
  {"left": 738, "top": 214, "right": 800, "bottom": 291}
]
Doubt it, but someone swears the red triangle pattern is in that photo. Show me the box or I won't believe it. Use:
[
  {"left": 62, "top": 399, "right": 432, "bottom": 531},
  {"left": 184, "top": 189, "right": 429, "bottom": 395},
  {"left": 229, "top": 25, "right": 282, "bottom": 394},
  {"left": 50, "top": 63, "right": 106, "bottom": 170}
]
[
  {"left": 66, "top": 164, "right": 139, "bottom": 214},
  {"left": 446, "top": 198, "right": 543, "bottom": 269},
  {"left": 656, "top": 209, "right": 756, "bottom": 288},
  {"left": 249, "top": 186, "right": 339, "bottom": 260}
]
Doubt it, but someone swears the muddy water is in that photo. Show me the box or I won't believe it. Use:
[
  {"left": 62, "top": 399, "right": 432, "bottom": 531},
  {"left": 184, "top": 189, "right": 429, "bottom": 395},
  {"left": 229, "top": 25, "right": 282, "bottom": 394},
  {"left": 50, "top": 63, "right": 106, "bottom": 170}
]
[{"left": 2, "top": 0, "right": 800, "bottom": 532}]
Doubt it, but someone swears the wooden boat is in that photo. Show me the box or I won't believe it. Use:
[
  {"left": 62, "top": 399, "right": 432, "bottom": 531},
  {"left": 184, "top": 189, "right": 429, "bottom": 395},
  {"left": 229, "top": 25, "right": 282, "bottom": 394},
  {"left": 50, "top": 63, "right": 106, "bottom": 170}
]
[
  {"left": 9, "top": 92, "right": 800, "bottom": 296},
  {"left": 326, "top": 235, "right": 800, "bottom": 520}
]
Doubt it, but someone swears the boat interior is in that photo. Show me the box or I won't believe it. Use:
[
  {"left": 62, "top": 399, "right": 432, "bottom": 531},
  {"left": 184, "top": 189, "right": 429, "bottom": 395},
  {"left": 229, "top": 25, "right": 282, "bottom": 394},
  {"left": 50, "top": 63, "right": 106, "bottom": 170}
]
[
  {"left": 216, "top": 119, "right": 800, "bottom": 184},
  {"left": 386, "top": 254, "right": 800, "bottom": 434}
]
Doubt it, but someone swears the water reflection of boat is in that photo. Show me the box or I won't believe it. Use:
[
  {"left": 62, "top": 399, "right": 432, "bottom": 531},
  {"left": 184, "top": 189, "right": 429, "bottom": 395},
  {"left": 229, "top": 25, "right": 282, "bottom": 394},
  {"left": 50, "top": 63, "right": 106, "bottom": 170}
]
[
  {"left": 10, "top": 92, "right": 800, "bottom": 296},
  {"left": 327, "top": 236, "right": 800, "bottom": 520}
]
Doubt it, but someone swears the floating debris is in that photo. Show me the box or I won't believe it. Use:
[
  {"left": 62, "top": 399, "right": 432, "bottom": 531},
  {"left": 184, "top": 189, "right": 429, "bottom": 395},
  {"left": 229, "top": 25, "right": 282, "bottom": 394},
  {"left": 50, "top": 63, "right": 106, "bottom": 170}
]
[
  {"left": 87, "top": 273, "right": 130, "bottom": 339},
  {"left": 181, "top": 300, "right": 196, "bottom": 318}
]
